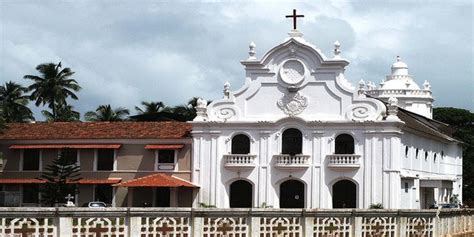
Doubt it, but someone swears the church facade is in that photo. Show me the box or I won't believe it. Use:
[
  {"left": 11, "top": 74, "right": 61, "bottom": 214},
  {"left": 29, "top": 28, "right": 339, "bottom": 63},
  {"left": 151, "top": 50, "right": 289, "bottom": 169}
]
[{"left": 190, "top": 29, "right": 463, "bottom": 209}]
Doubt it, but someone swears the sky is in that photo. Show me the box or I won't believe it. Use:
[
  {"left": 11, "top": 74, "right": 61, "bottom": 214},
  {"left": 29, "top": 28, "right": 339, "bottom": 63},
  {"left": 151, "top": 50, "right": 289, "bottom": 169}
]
[{"left": 0, "top": 0, "right": 473, "bottom": 120}]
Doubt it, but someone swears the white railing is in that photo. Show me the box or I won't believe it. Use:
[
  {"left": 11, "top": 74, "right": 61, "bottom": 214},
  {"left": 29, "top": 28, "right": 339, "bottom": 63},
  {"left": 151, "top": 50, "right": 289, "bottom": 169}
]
[
  {"left": 274, "top": 154, "right": 310, "bottom": 169},
  {"left": 224, "top": 154, "right": 256, "bottom": 169},
  {"left": 0, "top": 208, "right": 472, "bottom": 236},
  {"left": 366, "top": 89, "right": 432, "bottom": 97},
  {"left": 327, "top": 154, "right": 361, "bottom": 169}
]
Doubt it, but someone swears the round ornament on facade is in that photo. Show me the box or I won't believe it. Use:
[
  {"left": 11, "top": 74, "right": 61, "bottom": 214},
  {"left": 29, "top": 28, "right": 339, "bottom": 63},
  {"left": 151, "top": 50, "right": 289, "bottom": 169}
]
[{"left": 279, "top": 59, "right": 305, "bottom": 85}]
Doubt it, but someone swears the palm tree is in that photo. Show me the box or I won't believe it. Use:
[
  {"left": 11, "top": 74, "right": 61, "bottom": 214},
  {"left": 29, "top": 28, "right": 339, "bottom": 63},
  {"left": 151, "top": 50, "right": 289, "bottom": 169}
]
[
  {"left": 0, "top": 81, "right": 34, "bottom": 122},
  {"left": 135, "top": 101, "right": 167, "bottom": 114},
  {"left": 24, "top": 62, "right": 81, "bottom": 120},
  {"left": 42, "top": 105, "right": 80, "bottom": 122},
  {"left": 84, "top": 104, "right": 129, "bottom": 121}
]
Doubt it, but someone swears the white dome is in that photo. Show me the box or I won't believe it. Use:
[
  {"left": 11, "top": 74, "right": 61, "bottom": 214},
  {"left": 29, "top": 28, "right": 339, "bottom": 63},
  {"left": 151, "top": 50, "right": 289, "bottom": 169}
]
[
  {"left": 391, "top": 56, "right": 409, "bottom": 76},
  {"left": 380, "top": 78, "right": 420, "bottom": 90}
]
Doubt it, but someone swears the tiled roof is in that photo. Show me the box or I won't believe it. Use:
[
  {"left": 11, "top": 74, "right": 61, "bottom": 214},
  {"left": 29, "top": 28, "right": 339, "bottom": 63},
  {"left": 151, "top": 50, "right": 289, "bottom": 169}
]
[
  {"left": 115, "top": 173, "right": 197, "bottom": 188},
  {"left": 9, "top": 144, "right": 122, "bottom": 149},
  {"left": 398, "top": 109, "right": 460, "bottom": 143},
  {"left": 144, "top": 144, "right": 184, "bottom": 149},
  {"left": 0, "top": 122, "right": 191, "bottom": 140},
  {"left": 0, "top": 178, "right": 121, "bottom": 184}
]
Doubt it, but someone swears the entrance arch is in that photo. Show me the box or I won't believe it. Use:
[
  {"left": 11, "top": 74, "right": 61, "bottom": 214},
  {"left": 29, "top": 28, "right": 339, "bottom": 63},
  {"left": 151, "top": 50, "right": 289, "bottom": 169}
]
[
  {"left": 332, "top": 180, "right": 357, "bottom": 208},
  {"left": 229, "top": 180, "right": 253, "bottom": 208},
  {"left": 280, "top": 180, "right": 305, "bottom": 208}
]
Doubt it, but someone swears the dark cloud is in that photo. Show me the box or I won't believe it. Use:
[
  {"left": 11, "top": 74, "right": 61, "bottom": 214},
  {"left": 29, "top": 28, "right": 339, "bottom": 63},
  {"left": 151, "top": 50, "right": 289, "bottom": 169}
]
[{"left": 0, "top": 1, "right": 472, "bottom": 121}]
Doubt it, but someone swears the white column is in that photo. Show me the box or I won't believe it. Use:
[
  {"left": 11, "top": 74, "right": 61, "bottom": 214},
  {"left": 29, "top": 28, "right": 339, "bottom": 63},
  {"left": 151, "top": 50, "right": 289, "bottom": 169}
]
[
  {"left": 129, "top": 216, "right": 141, "bottom": 237},
  {"left": 58, "top": 216, "right": 73, "bottom": 237},
  {"left": 258, "top": 132, "right": 271, "bottom": 207}
]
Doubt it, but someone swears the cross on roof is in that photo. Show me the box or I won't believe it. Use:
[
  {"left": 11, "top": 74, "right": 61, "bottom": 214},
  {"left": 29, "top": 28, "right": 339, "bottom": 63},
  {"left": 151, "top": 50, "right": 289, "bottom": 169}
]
[
  {"left": 274, "top": 222, "right": 287, "bottom": 234},
  {"left": 285, "top": 9, "right": 304, "bottom": 30},
  {"left": 156, "top": 223, "right": 174, "bottom": 235},
  {"left": 216, "top": 221, "right": 233, "bottom": 235}
]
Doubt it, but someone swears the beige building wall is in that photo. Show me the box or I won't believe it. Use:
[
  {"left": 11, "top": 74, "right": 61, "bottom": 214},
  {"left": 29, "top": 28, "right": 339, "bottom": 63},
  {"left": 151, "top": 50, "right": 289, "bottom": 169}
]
[{"left": 0, "top": 139, "right": 194, "bottom": 207}]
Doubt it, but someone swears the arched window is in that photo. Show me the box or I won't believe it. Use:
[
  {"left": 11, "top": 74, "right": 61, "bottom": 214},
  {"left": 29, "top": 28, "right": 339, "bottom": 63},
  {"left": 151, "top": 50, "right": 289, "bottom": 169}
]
[
  {"left": 425, "top": 151, "right": 429, "bottom": 160},
  {"left": 335, "top": 134, "right": 355, "bottom": 154},
  {"left": 282, "top": 128, "right": 302, "bottom": 155},
  {"left": 405, "top": 146, "right": 409, "bottom": 157},
  {"left": 231, "top": 134, "right": 251, "bottom": 154},
  {"left": 230, "top": 180, "right": 252, "bottom": 208},
  {"left": 280, "top": 179, "right": 305, "bottom": 208},
  {"left": 434, "top": 153, "right": 437, "bottom": 162},
  {"left": 416, "top": 148, "right": 419, "bottom": 159},
  {"left": 333, "top": 179, "right": 357, "bottom": 208}
]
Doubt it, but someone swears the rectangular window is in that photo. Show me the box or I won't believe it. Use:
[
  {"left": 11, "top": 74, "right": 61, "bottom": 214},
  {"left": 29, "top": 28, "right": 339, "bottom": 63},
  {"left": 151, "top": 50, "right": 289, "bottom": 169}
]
[
  {"left": 60, "top": 148, "right": 78, "bottom": 164},
  {"left": 22, "top": 184, "right": 39, "bottom": 204},
  {"left": 23, "top": 149, "right": 40, "bottom": 171},
  {"left": 405, "top": 182, "right": 409, "bottom": 193},
  {"left": 95, "top": 185, "right": 113, "bottom": 204},
  {"left": 96, "top": 149, "right": 114, "bottom": 171},
  {"left": 156, "top": 150, "right": 175, "bottom": 170}
]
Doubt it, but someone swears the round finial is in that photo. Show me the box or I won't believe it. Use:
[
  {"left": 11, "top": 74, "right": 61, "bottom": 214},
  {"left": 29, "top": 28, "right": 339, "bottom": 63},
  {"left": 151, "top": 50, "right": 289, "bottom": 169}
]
[
  {"left": 333, "top": 40, "right": 341, "bottom": 57},
  {"left": 423, "top": 80, "right": 431, "bottom": 90},
  {"left": 248, "top": 41, "right": 256, "bottom": 60},
  {"left": 380, "top": 79, "right": 385, "bottom": 87},
  {"left": 397, "top": 55, "right": 401, "bottom": 62}
]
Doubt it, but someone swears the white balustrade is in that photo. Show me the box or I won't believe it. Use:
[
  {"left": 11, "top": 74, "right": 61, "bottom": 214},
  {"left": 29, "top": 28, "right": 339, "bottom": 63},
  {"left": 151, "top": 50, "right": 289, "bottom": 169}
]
[
  {"left": 327, "top": 154, "right": 361, "bottom": 169},
  {"left": 224, "top": 154, "right": 256, "bottom": 169},
  {"left": 274, "top": 154, "right": 310, "bottom": 169},
  {"left": 366, "top": 89, "right": 432, "bottom": 97},
  {"left": 0, "top": 208, "right": 472, "bottom": 236}
]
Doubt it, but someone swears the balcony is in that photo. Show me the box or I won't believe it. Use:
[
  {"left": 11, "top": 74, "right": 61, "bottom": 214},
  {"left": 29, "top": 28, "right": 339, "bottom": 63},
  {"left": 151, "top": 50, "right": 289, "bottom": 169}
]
[
  {"left": 327, "top": 154, "right": 361, "bottom": 169},
  {"left": 223, "top": 154, "right": 257, "bottom": 170},
  {"left": 274, "top": 154, "right": 310, "bottom": 170}
]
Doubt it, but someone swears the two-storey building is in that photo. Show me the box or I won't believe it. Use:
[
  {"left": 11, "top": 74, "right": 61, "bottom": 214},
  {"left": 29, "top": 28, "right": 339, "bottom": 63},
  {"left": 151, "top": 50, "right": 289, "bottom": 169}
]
[{"left": 0, "top": 122, "right": 196, "bottom": 207}]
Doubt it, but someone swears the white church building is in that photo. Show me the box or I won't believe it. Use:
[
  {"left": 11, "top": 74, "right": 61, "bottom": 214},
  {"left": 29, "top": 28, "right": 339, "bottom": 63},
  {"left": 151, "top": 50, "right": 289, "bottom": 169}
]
[{"left": 190, "top": 26, "right": 463, "bottom": 209}]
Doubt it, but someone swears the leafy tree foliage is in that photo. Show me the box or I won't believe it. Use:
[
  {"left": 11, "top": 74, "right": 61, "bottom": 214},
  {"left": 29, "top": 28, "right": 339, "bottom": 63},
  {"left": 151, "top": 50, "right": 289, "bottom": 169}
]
[
  {"left": 135, "top": 101, "right": 170, "bottom": 114},
  {"left": 0, "top": 81, "right": 34, "bottom": 122},
  {"left": 39, "top": 149, "right": 81, "bottom": 206},
  {"left": 24, "top": 62, "right": 81, "bottom": 121},
  {"left": 85, "top": 104, "right": 130, "bottom": 121},
  {"left": 434, "top": 107, "right": 474, "bottom": 205},
  {"left": 42, "top": 105, "right": 80, "bottom": 122}
]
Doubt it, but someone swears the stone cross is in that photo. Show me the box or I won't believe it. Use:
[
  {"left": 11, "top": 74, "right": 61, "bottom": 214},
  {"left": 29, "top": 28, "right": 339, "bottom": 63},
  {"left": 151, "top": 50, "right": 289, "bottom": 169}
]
[
  {"left": 274, "top": 222, "right": 288, "bottom": 234},
  {"left": 285, "top": 9, "right": 304, "bottom": 30},
  {"left": 325, "top": 222, "right": 339, "bottom": 233},
  {"left": 217, "top": 222, "right": 233, "bottom": 235},
  {"left": 88, "top": 226, "right": 108, "bottom": 236},
  {"left": 156, "top": 223, "right": 174, "bottom": 235},
  {"left": 371, "top": 222, "right": 385, "bottom": 236},
  {"left": 12, "top": 224, "right": 36, "bottom": 237}
]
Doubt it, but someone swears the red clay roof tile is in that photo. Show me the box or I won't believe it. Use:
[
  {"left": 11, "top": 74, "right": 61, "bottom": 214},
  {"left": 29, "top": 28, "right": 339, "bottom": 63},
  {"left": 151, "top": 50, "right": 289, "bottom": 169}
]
[
  {"left": 115, "top": 173, "right": 197, "bottom": 188},
  {"left": 0, "top": 122, "right": 191, "bottom": 140}
]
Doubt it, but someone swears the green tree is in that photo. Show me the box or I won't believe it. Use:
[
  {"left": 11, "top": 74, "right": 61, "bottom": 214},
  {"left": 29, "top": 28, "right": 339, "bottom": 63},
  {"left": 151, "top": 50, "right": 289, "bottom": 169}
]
[
  {"left": 170, "top": 97, "right": 212, "bottom": 121},
  {"left": 433, "top": 107, "right": 474, "bottom": 205},
  {"left": 24, "top": 62, "right": 81, "bottom": 120},
  {"left": 135, "top": 101, "right": 168, "bottom": 114},
  {"left": 84, "top": 104, "right": 130, "bottom": 121},
  {"left": 42, "top": 105, "right": 80, "bottom": 122},
  {"left": 39, "top": 149, "right": 81, "bottom": 206},
  {"left": 0, "top": 81, "right": 34, "bottom": 122}
]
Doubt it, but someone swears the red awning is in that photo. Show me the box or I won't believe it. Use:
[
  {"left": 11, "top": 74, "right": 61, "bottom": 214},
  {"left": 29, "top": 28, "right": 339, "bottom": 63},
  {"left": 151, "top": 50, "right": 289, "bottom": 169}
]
[
  {"left": 9, "top": 144, "right": 122, "bottom": 149},
  {"left": 144, "top": 144, "right": 184, "bottom": 150},
  {"left": 114, "top": 174, "right": 197, "bottom": 188},
  {"left": 0, "top": 179, "right": 46, "bottom": 184}
]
